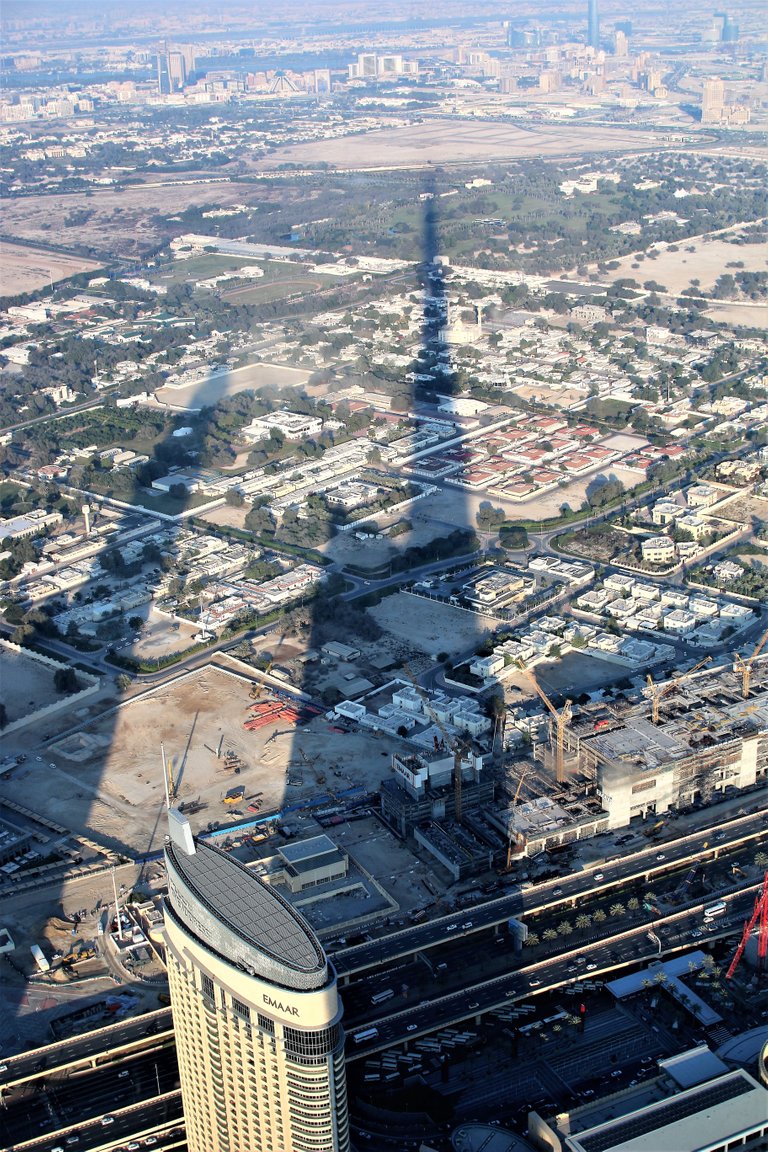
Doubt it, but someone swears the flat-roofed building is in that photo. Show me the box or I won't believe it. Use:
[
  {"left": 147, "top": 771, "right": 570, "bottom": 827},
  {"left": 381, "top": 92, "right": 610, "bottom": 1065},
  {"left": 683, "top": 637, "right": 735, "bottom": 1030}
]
[
  {"left": 163, "top": 813, "right": 350, "bottom": 1152},
  {"left": 563, "top": 1069, "right": 768, "bottom": 1152}
]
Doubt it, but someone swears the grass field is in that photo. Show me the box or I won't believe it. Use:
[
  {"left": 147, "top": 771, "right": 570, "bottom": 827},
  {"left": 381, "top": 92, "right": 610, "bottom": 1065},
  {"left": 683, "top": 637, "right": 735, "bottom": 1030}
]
[{"left": 156, "top": 253, "right": 347, "bottom": 304}]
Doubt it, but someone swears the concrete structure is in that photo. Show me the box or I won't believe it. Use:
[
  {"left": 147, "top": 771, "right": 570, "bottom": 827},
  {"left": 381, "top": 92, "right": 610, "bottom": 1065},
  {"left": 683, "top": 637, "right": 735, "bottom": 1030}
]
[
  {"left": 578, "top": 689, "right": 768, "bottom": 828},
  {"left": 163, "top": 813, "right": 350, "bottom": 1152},
  {"left": 702, "top": 77, "right": 725, "bottom": 124},
  {"left": 558, "top": 1069, "right": 768, "bottom": 1152}
]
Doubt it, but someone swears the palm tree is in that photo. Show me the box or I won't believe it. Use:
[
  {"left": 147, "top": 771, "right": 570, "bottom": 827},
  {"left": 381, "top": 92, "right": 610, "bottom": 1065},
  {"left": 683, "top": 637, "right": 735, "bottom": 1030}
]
[
  {"left": 543, "top": 928, "right": 558, "bottom": 943},
  {"left": 644, "top": 891, "right": 657, "bottom": 905},
  {"left": 525, "top": 932, "right": 540, "bottom": 948},
  {"left": 558, "top": 920, "right": 574, "bottom": 938},
  {"left": 754, "top": 851, "right": 768, "bottom": 870},
  {"left": 592, "top": 908, "right": 607, "bottom": 924},
  {"left": 575, "top": 913, "right": 592, "bottom": 934},
  {"left": 610, "top": 902, "right": 625, "bottom": 918},
  {"left": 627, "top": 896, "right": 640, "bottom": 915}
]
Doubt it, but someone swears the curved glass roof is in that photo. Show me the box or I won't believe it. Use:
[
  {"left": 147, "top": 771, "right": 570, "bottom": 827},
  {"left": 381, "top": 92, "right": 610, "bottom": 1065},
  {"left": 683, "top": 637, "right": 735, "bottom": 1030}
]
[{"left": 166, "top": 838, "right": 327, "bottom": 987}]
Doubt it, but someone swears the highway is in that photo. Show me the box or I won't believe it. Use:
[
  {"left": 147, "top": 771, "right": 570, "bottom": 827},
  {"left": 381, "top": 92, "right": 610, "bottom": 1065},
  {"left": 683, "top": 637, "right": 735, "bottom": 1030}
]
[
  {"left": 332, "top": 806, "right": 768, "bottom": 977},
  {"left": 344, "top": 886, "right": 757, "bottom": 1059},
  {"left": 1, "top": 807, "right": 764, "bottom": 1149}
]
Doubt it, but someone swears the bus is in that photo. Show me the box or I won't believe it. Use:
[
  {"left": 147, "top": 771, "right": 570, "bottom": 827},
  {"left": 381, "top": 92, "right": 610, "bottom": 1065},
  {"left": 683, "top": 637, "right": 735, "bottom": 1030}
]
[
  {"left": 703, "top": 901, "right": 727, "bottom": 920},
  {"left": 371, "top": 989, "right": 394, "bottom": 1005},
  {"left": 352, "top": 1027, "right": 379, "bottom": 1044}
]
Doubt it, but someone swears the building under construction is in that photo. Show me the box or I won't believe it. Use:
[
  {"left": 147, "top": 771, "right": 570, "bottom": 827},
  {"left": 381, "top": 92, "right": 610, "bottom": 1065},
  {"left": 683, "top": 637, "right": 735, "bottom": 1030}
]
[
  {"left": 379, "top": 748, "right": 495, "bottom": 879},
  {"left": 577, "top": 662, "right": 768, "bottom": 829}
]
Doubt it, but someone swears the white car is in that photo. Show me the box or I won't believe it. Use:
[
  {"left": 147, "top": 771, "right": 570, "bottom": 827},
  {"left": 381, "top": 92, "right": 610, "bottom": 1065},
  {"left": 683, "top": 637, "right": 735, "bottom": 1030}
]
[{"left": 406, "top": 1024, "right": 418, "bottom": 1032}]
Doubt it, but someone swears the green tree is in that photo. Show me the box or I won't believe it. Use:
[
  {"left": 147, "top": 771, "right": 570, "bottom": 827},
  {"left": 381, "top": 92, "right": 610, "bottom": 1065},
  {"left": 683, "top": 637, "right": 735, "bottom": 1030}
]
[{"left": 53, "top": 667, "right": 79, "bottom": 693}]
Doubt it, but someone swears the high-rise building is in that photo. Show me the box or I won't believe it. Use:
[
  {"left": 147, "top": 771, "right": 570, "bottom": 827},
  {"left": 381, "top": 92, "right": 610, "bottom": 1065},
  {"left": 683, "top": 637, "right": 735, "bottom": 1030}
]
[
  {"left": 614, "top": 30, "right": 628, "bottom": 58},
  {"left": 167, "top": 51, "right": 187, "bottom": 90},
  {"left": 587, "top": 0, "right": 600, "bottom": 50},
  {"left": 163, "top": 811, "right": 350, "bottom": 1152},
  {"left": 702, "top": 77, "right": 725, "bottom": 123},
  {"left": 155, "top": 54, "right": 171, "bottom": 96}
]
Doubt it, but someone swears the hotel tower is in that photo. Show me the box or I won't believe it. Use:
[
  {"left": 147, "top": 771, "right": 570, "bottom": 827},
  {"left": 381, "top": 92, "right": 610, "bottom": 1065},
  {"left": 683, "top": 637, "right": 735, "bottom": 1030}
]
[{"left": 163, "top": 810, "right": 350, "bottom": 1152}]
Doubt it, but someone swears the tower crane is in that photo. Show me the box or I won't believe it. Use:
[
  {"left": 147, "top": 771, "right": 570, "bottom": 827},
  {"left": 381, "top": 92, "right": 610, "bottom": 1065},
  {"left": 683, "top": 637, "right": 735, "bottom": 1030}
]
[
  {"left": 645, "top": 656, "right": 712, "bottom": 726},
  {"left": 517, "top": 662, "right": 571, "bottom": 784},
  {"left": 504, "top": 765, "right": 531, "bottom": 869},
  {"left": 726, "top": 871, "right": 768, "bottom": 981},
  {"left": 733, "top": 627, "right": 768, "bottom": 699}
]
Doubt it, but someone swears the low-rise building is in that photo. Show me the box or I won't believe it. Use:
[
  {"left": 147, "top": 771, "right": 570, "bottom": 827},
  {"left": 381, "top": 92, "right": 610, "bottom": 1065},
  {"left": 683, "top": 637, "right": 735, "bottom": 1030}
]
[{"left": 641, "top": 536, "right": 676, "bottom": 565}]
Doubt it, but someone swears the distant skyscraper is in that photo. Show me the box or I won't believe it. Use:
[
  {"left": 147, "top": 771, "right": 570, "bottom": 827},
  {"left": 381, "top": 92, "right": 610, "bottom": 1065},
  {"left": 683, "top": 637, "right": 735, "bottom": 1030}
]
[
  {"left": 588, "top": 0, "right": 600, "bottom": 50},
  {"left": 155, "top": 54, "right": 171, "bottom": 96},
  {"left": 702, "top": 77, "right": 725, "bottom": 123},
  {"left": 163, "top": 812, "right": 350, "bottom": 1152},
  {"left": 614, "top": 30, "right": 628, "bottom": 57}
]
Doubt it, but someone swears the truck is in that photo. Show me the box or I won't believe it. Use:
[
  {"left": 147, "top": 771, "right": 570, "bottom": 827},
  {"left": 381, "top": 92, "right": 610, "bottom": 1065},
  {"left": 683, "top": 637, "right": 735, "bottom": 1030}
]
[{"left": 223, "top": 787, "right": 245, "bottom": 806}]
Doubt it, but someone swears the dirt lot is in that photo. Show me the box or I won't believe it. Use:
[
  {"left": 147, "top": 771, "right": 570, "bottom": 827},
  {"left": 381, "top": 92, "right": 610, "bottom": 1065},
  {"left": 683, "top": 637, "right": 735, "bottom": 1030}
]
[
  {"left": 594, "top": 231, "right": 768, "bottom": 328},
  {"left": 369, "top": 591, "right": 489, "bottom": 657},
  {"left": 0, "top": 177, "right": 254, "bottom": 255},
  {"left": 260, "top": 120, "right": 668, "bottom": 171},
  {"left": 0, "top": 238, "right": 101, "bottom": 296},
  {"left": 0, "top": 664, "right": 404, "bottom": 855},
  {"left": 154, "top": 360, "right": 310, "bottom": 410}
]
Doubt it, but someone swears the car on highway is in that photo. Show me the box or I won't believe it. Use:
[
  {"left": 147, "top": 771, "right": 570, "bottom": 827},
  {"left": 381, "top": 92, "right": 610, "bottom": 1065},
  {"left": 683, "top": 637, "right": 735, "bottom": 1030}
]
[
  {"left": 586, "top": 963, "right": 597, "bottom": 971},
  {"left": 529, "top": 979, "right": 541, "bottom": 988},
  {"left": 118, "top": 1069, "right": 130, "bottom": 1078},
  {"left": 593, "top": 873, "right": 604, "bottom": 882},
  {"left": 406, "top": 1024, "right": 418, "bottom": 1031},
  {"left": 656, "top": 853, "right": 666, "bottom": 861},
  {"left": 691, "top": 928, "right": 703, "bottom": 939},
  {"left": 143, "top": 1141, "right": 158, "bottom": 1147},
  {"left": 101, "top": 1116, "right": 115, "bottom": 1126},
  {"left": 468, "top": 1001, "right": 479, "bottom": 1009},
  {"left": 445, "top": 924, "right": 458, "bottom": 932},
  {"left": 552, "top": 887, "right": 563, "bottom": 897}
]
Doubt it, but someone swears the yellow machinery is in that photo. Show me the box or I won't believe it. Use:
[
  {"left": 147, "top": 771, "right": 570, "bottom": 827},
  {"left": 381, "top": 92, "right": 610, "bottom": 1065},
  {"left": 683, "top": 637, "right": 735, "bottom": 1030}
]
[
  {"left": 645, "top": 656, "right": 712, "bottom": 725},
  {"left": 517, "top": 662, "right": 571, "bottom": 784},
  {"left": 733, "top": 627, "right": 768, "bottom": 699}
]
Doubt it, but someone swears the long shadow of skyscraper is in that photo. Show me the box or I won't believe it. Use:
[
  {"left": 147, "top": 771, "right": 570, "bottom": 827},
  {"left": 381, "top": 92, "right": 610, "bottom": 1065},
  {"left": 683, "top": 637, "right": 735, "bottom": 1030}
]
[{"left": 0, "top": 168, "right": 491, "bottom": 1149}]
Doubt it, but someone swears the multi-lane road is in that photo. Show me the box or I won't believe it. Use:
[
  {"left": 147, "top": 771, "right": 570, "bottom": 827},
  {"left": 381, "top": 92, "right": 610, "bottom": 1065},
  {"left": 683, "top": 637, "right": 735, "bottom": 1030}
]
[
  {"left": 333, "top": 806, "right": 768, "bottom": 978},
  {"left": 2, "top": 805, "right": 765, "bottom": 1148}
]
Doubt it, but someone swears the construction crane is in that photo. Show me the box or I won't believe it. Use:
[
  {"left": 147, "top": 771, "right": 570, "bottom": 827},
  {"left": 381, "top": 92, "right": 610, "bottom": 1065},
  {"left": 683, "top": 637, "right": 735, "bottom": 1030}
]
[
  {"left": 733, "top": 627, "right": 768, "bottom": 699},
  {"left": 161, "top": 743, "right": 176, "bottom": 806},
  {"left": 645, "top": 657, "right": 712, "bottom": 725},
  {"left": 250, "top": 660, "right": 273, "bottom": 700},
  {"left": 727, "top": 871, "right": 768, "bottom": 980},
  {"left": 517, "top": 662, "right": 571, "bottom": 784},
  {"left": 402, "top": 663, "right": 467, "bottom": 823},
  {"left": 504, "top": 765, "right": 531, "bottom": 869}
]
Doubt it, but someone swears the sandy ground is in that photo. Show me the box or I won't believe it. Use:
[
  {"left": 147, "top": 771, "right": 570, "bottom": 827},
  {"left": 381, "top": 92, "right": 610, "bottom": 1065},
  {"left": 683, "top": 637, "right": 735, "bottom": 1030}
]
[
  {"left": 0, "top": 239, "right": 101, "bottom": 296},
  {"left": 0, "top": 177, "right": 253, "bottom": 254},
  {"left": 369, "top": 591, "right": 489, "bottom": 657},
  {"left": 600, "top": 235, "right": 768, "bottom": 295},
  {"left": 154, "top": 360, "right": 310, "bottom": 410},
  {"left": 0, "top": 664, "right": 406, "bottom": 856},
  {"left": 592, "top": 231, "right": 768, "bottom": 327},
  {"left": 260, "top": 120, "right": 669, "bottom": 171}
]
